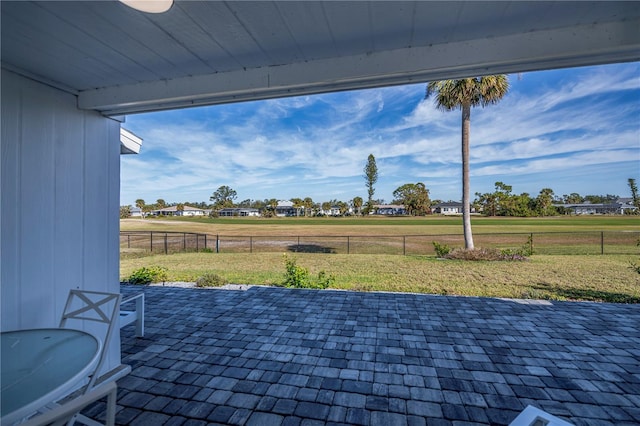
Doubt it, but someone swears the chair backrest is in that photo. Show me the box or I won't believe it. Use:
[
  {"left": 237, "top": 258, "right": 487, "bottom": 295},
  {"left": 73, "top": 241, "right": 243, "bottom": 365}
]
[{"left": 59, "top": 290, "right": 122, "bottom": 391}]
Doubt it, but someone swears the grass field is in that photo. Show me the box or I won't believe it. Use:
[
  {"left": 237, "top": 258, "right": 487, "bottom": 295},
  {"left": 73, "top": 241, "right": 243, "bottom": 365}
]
[
  {"left": 121, "top": 215, "right": 640, "bottom": 235},
  {"left": 120, "top": 216, "right": 640, "bottom": 303}
]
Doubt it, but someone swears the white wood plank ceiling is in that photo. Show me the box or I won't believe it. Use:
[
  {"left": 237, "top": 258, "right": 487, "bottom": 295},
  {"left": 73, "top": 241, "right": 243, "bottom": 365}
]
[{"left": 2, "top": 1, "right": 639, "bottom": 115}]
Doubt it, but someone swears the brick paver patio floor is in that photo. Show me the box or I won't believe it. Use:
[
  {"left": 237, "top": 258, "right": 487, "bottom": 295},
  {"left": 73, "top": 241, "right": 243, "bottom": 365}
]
[{"left": 109, "top": 285, "right": 640, "bottom": 425}]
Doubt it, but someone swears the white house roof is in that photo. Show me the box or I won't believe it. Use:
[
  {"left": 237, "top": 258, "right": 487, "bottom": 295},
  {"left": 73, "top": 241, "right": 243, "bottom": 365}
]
[
  {"left": 2, "top": 1, "right": 638, "bottom": 116},
  {"left": 434, "top": 202, "right": 464, "bottom": 207},
  {"left": 154, "top": 205, "right": 205, "bottom": 212},
  {"left": 277, "top": 200, "right": 294, "bottom": 208},
  {"left": 375, "top": 204, "right": 405, "bottom": 209}
]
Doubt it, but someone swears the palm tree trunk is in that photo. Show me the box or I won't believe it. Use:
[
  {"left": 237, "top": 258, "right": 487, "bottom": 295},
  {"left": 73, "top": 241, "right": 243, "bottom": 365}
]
[{"left": 461, "top": 102, "right": 474, "bottom": 250}]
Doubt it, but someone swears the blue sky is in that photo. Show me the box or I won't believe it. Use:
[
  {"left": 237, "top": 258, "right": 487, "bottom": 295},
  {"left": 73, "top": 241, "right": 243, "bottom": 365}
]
[{"left": 121, "top": 62, "right": 639, "bottom": 207}]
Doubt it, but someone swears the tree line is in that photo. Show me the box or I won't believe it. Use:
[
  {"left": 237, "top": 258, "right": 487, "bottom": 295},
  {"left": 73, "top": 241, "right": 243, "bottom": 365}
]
[
  {"left": 121, "top": 179, "right": 634, "bottom": 220},
  {"left": 473, "top": 181, "right": 637, "bottom": 217}
]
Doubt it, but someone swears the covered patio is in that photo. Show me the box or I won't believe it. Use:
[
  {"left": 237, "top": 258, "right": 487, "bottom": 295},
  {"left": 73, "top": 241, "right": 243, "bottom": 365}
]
[
  {"left": 2, "top": 1, "right": 639, "bottom": 425},
  {"left": 108, "top": 285, "right": 640, "bottom": 425}
]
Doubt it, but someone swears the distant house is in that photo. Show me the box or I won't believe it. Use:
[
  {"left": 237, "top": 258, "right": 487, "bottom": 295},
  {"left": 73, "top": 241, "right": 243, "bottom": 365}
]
[
  {"left": 431, "top": 202, "right": 477, "bottom": 215},
  {"left": 152, "top": 205, "right": 206, "bottom": 216},
  {"left": 319, "top": 205, "right": 349, "bottom": 216},
  {"left": 433, "top": 202, "right": 460, "bottom": 215},
  {"left": 275, "top": 200, "right": 298, "bottom": 217},
  {"left": 130, "top": 207, "right": 143, "bottom": 217},
  {"left": 556, "top": 198, "right": 637, "bottom": 215},
  {"left": 218, "top": 208, "right": 260, "bottom": 217},
  {"left": 373, "top": 204, "right": 406, "bottom": 215}
]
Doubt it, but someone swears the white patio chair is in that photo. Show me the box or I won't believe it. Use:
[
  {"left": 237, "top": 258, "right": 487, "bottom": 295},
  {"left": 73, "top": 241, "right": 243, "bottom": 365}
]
[
  {"left": 59, "top": 290, "right": 122, "bottom": 391},
  {"left": 119, "top": 292, "right": 144, "bottom": 337},
  {"left": 55, "top": 290, "right": 131, "bottom": 426},
  {"left": 509, "top": 405, "right": 574, "bottom": 426}
]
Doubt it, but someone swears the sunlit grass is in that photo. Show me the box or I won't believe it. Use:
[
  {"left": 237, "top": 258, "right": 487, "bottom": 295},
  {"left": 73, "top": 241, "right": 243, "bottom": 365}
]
[
  {"left": 121, "top": 215, "right": 640, "bottom": 236},
  {"left": 120, "top": 252, "right": 640, "bottom": 303}
]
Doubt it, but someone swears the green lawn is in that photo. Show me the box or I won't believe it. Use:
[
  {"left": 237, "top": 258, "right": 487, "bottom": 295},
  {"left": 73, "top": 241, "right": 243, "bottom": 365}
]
[
  {"left": 120, "top": 252, "right": 640, "bottom": 303},
  {"left": 120, "top": 216, "right": 640, "bottom": 303},
  {"left": 123, "top": 215, "right": 640, "bottom": 231}
]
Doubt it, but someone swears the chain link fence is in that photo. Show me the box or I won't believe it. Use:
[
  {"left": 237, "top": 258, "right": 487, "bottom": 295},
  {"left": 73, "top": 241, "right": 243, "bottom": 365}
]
[{"left": 121, "top": 231, "right": 640, "bottom": 256}]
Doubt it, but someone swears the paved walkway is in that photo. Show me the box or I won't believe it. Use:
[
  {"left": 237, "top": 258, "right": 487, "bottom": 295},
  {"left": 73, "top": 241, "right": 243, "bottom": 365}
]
[{"left": 107, "top": 285, "right": 639, "bottom": 425}]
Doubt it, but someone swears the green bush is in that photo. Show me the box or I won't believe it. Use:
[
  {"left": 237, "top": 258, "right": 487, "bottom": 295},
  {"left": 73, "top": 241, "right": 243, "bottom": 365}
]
[
  {"left": 282, "top": 255, "right": 334, "bottom": 289},
  {"left": 119, "top": 205, "right": 131, "bottom": 219},
  {"left": 196, "top": 273, "right": 227, "bottom": 287},
  {"left": 432, "top": 241, "right": 451, "bottom": 258},
  {"left": 631, "top": 238, "right": 640, "bottom": 274},
  {"left": 127, "top": 265, "right": 168, "bottom": 285},
  {"left": 200, "top": 247, "right": 214, "bottom": 253},
  {"left": 501, "top": 235, "right": 534, "bottom": 258}
]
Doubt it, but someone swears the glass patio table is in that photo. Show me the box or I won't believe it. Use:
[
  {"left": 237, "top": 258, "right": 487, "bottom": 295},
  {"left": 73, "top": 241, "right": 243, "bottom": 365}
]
[{"left": 1, "top": 328, "right": 100, "bottom": 425}]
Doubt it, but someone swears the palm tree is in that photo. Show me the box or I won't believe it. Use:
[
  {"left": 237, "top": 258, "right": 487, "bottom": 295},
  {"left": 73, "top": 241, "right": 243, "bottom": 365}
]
[
  {"left": 352, "top": 196, "right": 363, "bottom": 216},
  {"left": 426, "top": 76, "right": 509, "bottom": 249},
  {"left": 135, "top": 198, "right": 146, "bottom": 219},
  {"left": 303, "top": 197, "right": 314, "bottom": 217},
  {"left": 290, "top": 198, "right": 304, "bottom": 217}
]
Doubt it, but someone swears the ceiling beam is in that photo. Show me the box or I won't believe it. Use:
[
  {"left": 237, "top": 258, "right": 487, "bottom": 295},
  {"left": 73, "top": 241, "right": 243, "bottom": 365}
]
[{"left": 79, "top": 19, "right": 640, "bottom": 116}]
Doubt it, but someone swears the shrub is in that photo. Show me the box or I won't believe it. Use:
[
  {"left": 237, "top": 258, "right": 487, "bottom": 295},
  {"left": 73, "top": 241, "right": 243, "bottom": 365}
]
[
  {"left": 498, "top": 235, "right": 534, "bottom": 260},
  {"left": 445, "top": 247, "right": 528, "bottom": 262},
  {"left": 630, "top": 239, "right": 640, "bottom": 274},
  {"left": 200, "top": 247, "right": 214, "bottom": 253},
  {"left": 127, "top": 265, "right": 168, "bottom": 285},
  {"left": 432, "top": 241, "right": 451, "bottom": 258},
  {"left": 196, "top": 273, "right": 227, "bottom": 287},
  {"left": 119, "top": 205, "right": 131, "bottom": 219},
  {"left": 631, "top": 238, "right": 640, "bottom": 274},
  {"left": 282, "top": 255, "right": 335, "bottom": 289}
]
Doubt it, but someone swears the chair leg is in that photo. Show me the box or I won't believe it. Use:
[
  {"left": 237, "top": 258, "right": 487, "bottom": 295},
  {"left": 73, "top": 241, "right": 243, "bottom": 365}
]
[
  {"left": 135, "top": 294, "right": 144, "bottom": 337},
  {"left": 105, "top": 384, "right": 117, "bottom": 426},
  {"left": 76, "top": 384, "right": 117, "bottom": 426}
]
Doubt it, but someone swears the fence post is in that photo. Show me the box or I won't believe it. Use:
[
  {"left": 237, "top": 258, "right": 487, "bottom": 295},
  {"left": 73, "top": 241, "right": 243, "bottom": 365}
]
[
  {"left": 164, "top": 233, "right": 168, "bottom": 254},
  {"left": 216, "top": 235, "right": 219, "bottom": 253},
  {"left": 127, "top": 234, "right": 130, "bottom": 249},
  {"left": 297, "top": 236, "right": 300, "bottom": 253},
  {"left": 196, "top": 234, "right": 199, "bottom": 252},
  {"left": 204, "top": 234, "right": 207, "bottom": 250},
  {"left": 250, "top": 236, "right": 253, "bottom": 253},
  {"left": 347, "top": 236, "right": 350, "bottom": 254},
  {"left": 183, "top": 233, "right": 186, "bottom": 250},
  {"left": 150, "top": 231, "right": 153, "bottom": 252},
  {"left": 530, "top": 233, "right": 533, "bottom": 254},
  {"left": 403, "top": 236, "right": 406, "bottom": 256},
  {"left": 601, "top": 231, "right": 604, "bottom": 255}
]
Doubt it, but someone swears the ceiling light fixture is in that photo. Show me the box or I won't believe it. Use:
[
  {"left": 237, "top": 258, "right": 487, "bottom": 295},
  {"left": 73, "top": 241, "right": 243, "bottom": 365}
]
[{"left": 120, "top": 0, "right": 173, "bottom": 14}]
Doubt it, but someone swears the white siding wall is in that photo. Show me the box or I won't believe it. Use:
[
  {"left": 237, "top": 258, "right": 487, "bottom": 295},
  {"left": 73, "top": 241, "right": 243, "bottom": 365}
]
[{"left": 1, "top": 69, "right": 121, "bottom": 369}]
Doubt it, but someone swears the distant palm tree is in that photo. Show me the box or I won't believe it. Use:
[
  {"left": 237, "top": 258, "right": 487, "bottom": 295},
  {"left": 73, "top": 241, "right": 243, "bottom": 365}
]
[
  {"left": 426, "top": 76, "right": 509, "bottom": 249},
  {"left": 303, "top": 197, "right": 314, "bottom": 217},
  {"left": 135, "top": 198, "right": 146, "bottom": 218},
  {"left": 352, "top": 196, "right": 363, "bottom": 216},
  {"left": 290, "top": 198, "right": 304, "bottom": 217}
]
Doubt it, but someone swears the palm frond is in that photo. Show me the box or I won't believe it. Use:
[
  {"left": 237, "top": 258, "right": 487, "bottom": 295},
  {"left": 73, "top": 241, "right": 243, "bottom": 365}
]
[{"left": 426, "top": 75, "right": 509, "bottom": 110}]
